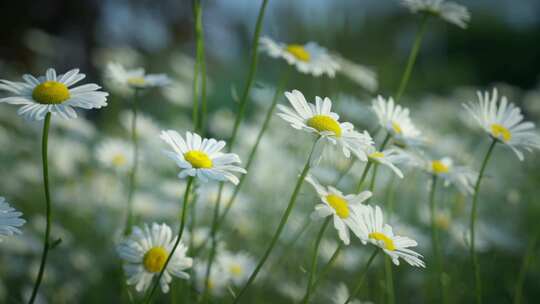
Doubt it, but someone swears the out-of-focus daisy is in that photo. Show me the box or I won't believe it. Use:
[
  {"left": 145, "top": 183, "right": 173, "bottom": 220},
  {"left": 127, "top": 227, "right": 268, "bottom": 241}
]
[
  {"left": 463, "top": 88, "right": 540, "bottom": 161},
  {"left": 334, "top": 56, "right": 378, "bottom": 93},
  {"left": 160, "top": 130, "right": 246, "bottom": 184},
  {"left": 117, "top": 223, "right": 192, "bottom": 293},
  {"left": 306, "top": 175, "right": 372, "bottom": 245},
  {"left": 96, "top": 138, "right": 134, "bottom": 173},
  {"left": 367, "top": 148, "right": 404, "bottom": 178},
  {"left": 332, "top": 283, "right": 373, "bottom": 304},
  {"left": 0, "top": 68, "right": 108, "bottom": 121},
  {"left": 0, "top": 197, "right": 26, "bottom": 241},
  {"left": 357, "top": 205, "right": 425, "bottom": 267},
  {"left": 217, "top": 251, "right": 256, "bottom": 286},
  {"left": 106, "top": 63, "right": 171, "bottom": 89},
  {"left": 195, "top": 262, "right": 229, "bottom": 296},
  {"left": 426, "top": 157, "right": 476, "bottom": 194},
  {"left": 278, "top": 90, "right": 374, "bottom": 161},
  {"left": 402, "top": 0, "right": 471, "bottom": 29},
  {"left": 260, "top": 37, "right": 340, "bottom": 77},
  {"left": 372, "top": 96, "right": 422, "bottom": 147}
]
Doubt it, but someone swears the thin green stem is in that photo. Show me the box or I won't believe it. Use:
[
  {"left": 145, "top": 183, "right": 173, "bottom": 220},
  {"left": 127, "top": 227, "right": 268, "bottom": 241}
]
[
  {"left": 470, "top": 138, "right": 497, "bottom": 304},
  {"left": 193, "top": 0, "right": 207, "bottom": 133},
  {"left": 395, "top": 13, "right": 429, "bottom": 102},
  {"left": 232, "top": 138, "right": 318, "bottom": 303},
  {"left": 124, "top": 88, "right": 140, "bottom": 235},
  {"left": 29, "top": 112, "right": 52, "bottom": 304},
  {"left": 310, "top": 243, "right": 344, "bottom": 290},
  {"left": 144, "top": 177, "right": 194, "bottom": 304},
  {"left": 302, "top": 218, "right": 331, "bottom": 304},
  {"left": 429, "top": 175, "right": 446, "bottom": 303},
  {"left": 345, "top": 248, "right": 379, "bottom": 304},
  {"left": 191, "top": 0, "right": 201, "bottom": 130},
  {"left": 513, "top": 233, "right": 538, "bottom": 304},
  {"left": 355, "top": 162, "right": 372, "bottom": 193},
  {"left": 202, "top": 183, "right": 224, "bottom": 302},
  {"left": 384, "top": 257, "right": 395, "bottom": 304},
  {"left": 228, "top": 0, "right": 269, "bottom": 149}
]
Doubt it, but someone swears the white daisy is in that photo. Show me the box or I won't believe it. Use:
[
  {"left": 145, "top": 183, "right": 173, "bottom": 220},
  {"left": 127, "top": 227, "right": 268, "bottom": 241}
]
[
  {"left": 0, "top": 197, "right": 26, "bottom": 241},
  {"left": 426, "top": 157, "right": 476, "bottom": 194},
  {"left": 260, "top": 37, "right": 340, "bottom": 77},
  {"left": 356, "top": 205, "right": 425, "bottom": 267},
  {"left": 464, "top": 88, "right": 540, "bottom": 161},
  {"left": 106, "top": 62, "right": 171, "bottom": 89},
  {"left": 160, "top": 130, "right": 246, "bottom": 184},
  {"left": 334, "top": 56, "right": 378, "bottom": 93},
  {"left": 96, "top": 138, "right": 134, "bottom": 173},
  {"left": 372, "top": 95, "right": 422, "bottom": 147},
  {"left": 217, "top": 251, "right": 256, "bottom": 286},
  {"left": 306, "top": 174, "right": 372, "bottom": 245},
  {"left": 0, "top": 68, "right": 108, "bottom": 121},
  {"left": 366, "top": 148, "right": 404, "bottom": 178},
  {"left": 194, "top": 262, "right": 229, "bottom": 296},
  {"left": 278, "top": 90, "right": 374, "bottom": 161},
  {"left": 402, "top": 0, "right": 471, "bottom": 29},
  {"left": 117, "top": 223, "right": 193, "bottom": 293}
]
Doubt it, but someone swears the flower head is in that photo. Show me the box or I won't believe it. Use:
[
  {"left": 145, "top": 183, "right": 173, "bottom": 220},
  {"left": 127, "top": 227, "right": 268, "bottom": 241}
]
[
  {"left": 372, "top": 96, "right": 422, "bottom": 147},
  {"left": 402, "top": 0, "right": 471, "bottom": 29},
  {"left": 117, "top": 223, "right": 193, "bottom": 293},
  {"left": 278, "top": 90, "right": 374, "bottom": 161},
  {"left": 260, "top": 37, "right": 340, "bottom": 77},
  {"left": 0, "top": 197, "right": 26, "bottom": 241},
  {"left": 306, "top": 174, "right": 372, "bottom": 245},
  {"left": 96, "top": 138, "right": 134, "bottom": 173},
  {"left": 427, "top": 157, "right": 476, "bottom": 194},
  {"left": 160, "top": 130, "right": 246, "bottom": 184},
  {"left": 356, "top": 205, "right": 425, "bottom": 267},
  {"left": 367, "top": 147, "right": 405, "bottom": 178},
  {"left": 106, "top": 63, "right": 171, "bottom": 89},
  {"left": 463, "top": 88, "right": 540, "bottom": 161},
  {"left": 0, "top": 68, "right": 108, "bottom": 120},
  {"left": 216, "top": 251, "right": 256, "bottom": 286}
]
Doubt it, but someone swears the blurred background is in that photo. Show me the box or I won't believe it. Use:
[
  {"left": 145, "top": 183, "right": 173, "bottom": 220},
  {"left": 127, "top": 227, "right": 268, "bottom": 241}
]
[{"left": 0, "top": 0, "right": 539, "bottom": 303}]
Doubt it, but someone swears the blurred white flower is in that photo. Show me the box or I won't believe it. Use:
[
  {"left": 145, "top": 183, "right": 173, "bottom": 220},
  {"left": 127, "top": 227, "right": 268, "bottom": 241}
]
[
  {"left": 367, "top": 148, "right": 405, "bottom": 178},
  {"left": 0, "top": 68, "right": 108, "bottom": 121},
  {"left": 0, "top": 197, "right": 26, "bottom": 241},
  {"left": 427, "top": 157, "right": 476, "bottom": 195},
  {"left": 117, "top": 223, "right": 192, "bottom": 293},
  {"left": 96, "top": 138, "right": 134, "bottom": 173},
  {"left": 331, "top": 283, "right": 373, "bottom": 304},
  {"left": 194, "top": 262, "right": 229, "bottom": 296},
  {"left": 402, "top": 0, "right": 471, "bottom": 29},
  {"left": 372, "top": 96, "right": 422, "bottom": 147},
  {"left": 217, "top": 251, "right": 256, "bottom": 286},
  {"left": 334, "top": 56, "right": 378, "bottom": 92},
  {"left": 260, "top": 37, "right": 340, "bottom": 77},
  {"left": 463, "top": 88, "right": 540, "bottom": 161},
  {"left": 106, "top": 62, "right": 171, "bottom": 90}
]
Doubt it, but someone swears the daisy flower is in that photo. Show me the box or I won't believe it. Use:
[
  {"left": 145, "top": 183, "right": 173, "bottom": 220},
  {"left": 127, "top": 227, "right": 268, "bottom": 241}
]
[
  {"left": 306, "top": 174, "right": 372, "bottom": 245},
  {"left": 277, "top": 90, "right": 374, "bottom": 161},
  {"left": 426, "top": 157, "right": 476, "bottom": 194},
  {"left": 217, "top": 251, "right": 256, "bottom": 286},
  {"left": 260, "top": 37, "right": 340, "bottom": 77},
  {"left": 160, "top": 130, "right": 246, "bottom": 184},
  {"left": 96, "top": 138, "right": 134, "bottom": 173},
  {"left": 106, "top": 62, "right": 171, "bottom": 89},
  {"left": 366, "top": 147, "right": 404, "bottom": 178},
  {"left": 356, "top": 205, "right": 425, "bottom": 267},
  {"left": 0, "top": 68, "right": 108, "bottom": 121},
  {"left": 0, "top": 197, "right": 26, "bottom": 241},
  {"left": 117, "top": 223, "right": 193, "bottom": 293},
  {"left": 402, "top": 0, "right": 471, "bottom": 29},
  {"left": 194, "top": 262, "right": 229, "bottom": 296},
  {"left": 372, "top": 95, "right": 422, "bottom": 147},
  {"left": 463, "top": 88, "right": 540, "bottom": 161}
]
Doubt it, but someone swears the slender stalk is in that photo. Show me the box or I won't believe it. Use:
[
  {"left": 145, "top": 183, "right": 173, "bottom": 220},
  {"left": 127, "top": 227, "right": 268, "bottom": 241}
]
[
  {"left": 311, "top": 243, "right": 344, "bottom": 290},
  {"left": 29, "top": 112, "right": 53, "bottom": 304},
  {"left": 429, "top": 175, "right": 446, "bottom": 303},
  {"left": 191, "top": 0, "right": 201, "bottom": 130},
  {"left": 144, "top": 177, "right": 195, "bottom": 304},
  {"left": 228, "top": 0, "right": 269, "bottom": 148},
  {"left": 345, "top": 248, "right": 379, "bottom": 304},
  {"left": 513, "top": 233, "right": 538, "bottom": 304},
  {"left": 202, "top": 183, "right": 224, "bottom": 302},
  {"left": 124, "top": 88, "right": 140, "bottom": 235},
  {"left": 395, "top": 13, "right": 429, "bottom": 102},
  {"left": 384, "top": 257, "right": 395, "bottom": 304},
  {"left": 193, "top": 0, "right": 207, "bottom": 133},
  {"left": 302, "top": 218, "right": 331, "bottom": 304},
  {"left": 470, "top": 139, "right": 497, "bottom": 304},
  {"left": 232, "top": 139, "right": 318, "bottom": 303},
  {"left": 355, "top": 162, "right": 372, "bottom": 193}
]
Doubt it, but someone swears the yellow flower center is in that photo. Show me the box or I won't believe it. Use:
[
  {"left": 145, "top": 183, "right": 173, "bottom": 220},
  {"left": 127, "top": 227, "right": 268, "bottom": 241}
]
[
  {"left": 143, "top": 246, "right": 169, "bottom": 273},
  {"left": 392, "top": 122, "right": 402, "bottom": 134},
  {"left": 307, "top": 115, "right": 342, "bottom": 137},
  {"left": 431, "top": 160, "right": 449, "bottom": 174},
  {"left": 127, "top": 76, "right": 146, "bottom": 87},
  {"left": 490, "top": 123, "right": 511, "bottom": 142},
  {"left": 112, "top": 154, "right": 127, "bottom": 167},
  {"left": 435, "top": 214, "right": 451, "bottom": 230},
  {"left": 325, "top": 194, "right": 350, "bottom": 219},
  {"left": 286, "top": 44, "right": 311, "bottom": 62},
  {"left": 369, "top": 152, "right": 385, "bottom": 159},
  {"left": 230, "top": 264, "right": 243, "bottom": 276},
  {"left": 369, "top": 232, "right": 396, "bottom": 251},
  {"left": 32, "top": 81, "right": 70, "bottom": 104},
  {"left": 184, "top": 150, "right": 213, "bottom": 169}
]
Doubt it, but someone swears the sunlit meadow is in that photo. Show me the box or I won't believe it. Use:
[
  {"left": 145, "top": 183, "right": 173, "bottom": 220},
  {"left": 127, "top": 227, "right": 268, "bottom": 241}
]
[{"left": 1, "top": 1, "right": 540, "bottom": 303}]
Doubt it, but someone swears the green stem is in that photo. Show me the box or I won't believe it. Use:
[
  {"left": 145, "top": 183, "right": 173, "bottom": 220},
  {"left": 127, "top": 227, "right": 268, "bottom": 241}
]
[
  {"left": 310, "top": 243, "right": 344, "bottom": 290},
  {"left": 345, "top": 248, "right": 379, "bottom": 304},
  {"left": 355, "top": 162, "right": 372, "bottom": 193},
  {"left": 144, "top": 177, "right": 194, "bottom": 304},
  {"left": 395, "top": 13, "right": 429, "bottom": 102},
  {"left": 384, "top": 257, "right": 395, "bottom": 304},
  {"left": 232, "top": 139, "right": 318, "bottom": 303},
  {"left": 202, "top": 183, "right": 224, "bottom": 302},
  {"left": 302, "top": 218, "right": 331, "bottom": 304},
  {"left": 470, "top": 139, "right": 497, "bottom": 304},
  {"left": 124, "top": 88, "right": 140, "bottom": 235},
  {"left": 193, "top": 0, "right": 207, "bottom": 133},
  {"left": 429, "top": 175, "right": 446, "bottom": 303},
  {"left": 28, "top": 112, "right": 52, "bottom": 304},
  {"left": 513, "top": 233, "right": 538, "bottom": 304},
  {"left": 228, "top": 0, "right": 269, "bottom": 149}
]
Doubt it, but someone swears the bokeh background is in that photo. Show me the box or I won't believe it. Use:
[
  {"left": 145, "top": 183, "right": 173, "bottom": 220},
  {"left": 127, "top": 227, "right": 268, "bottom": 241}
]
[{"left": 1, "top": 0, "right": 540, "bottom": 303}]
